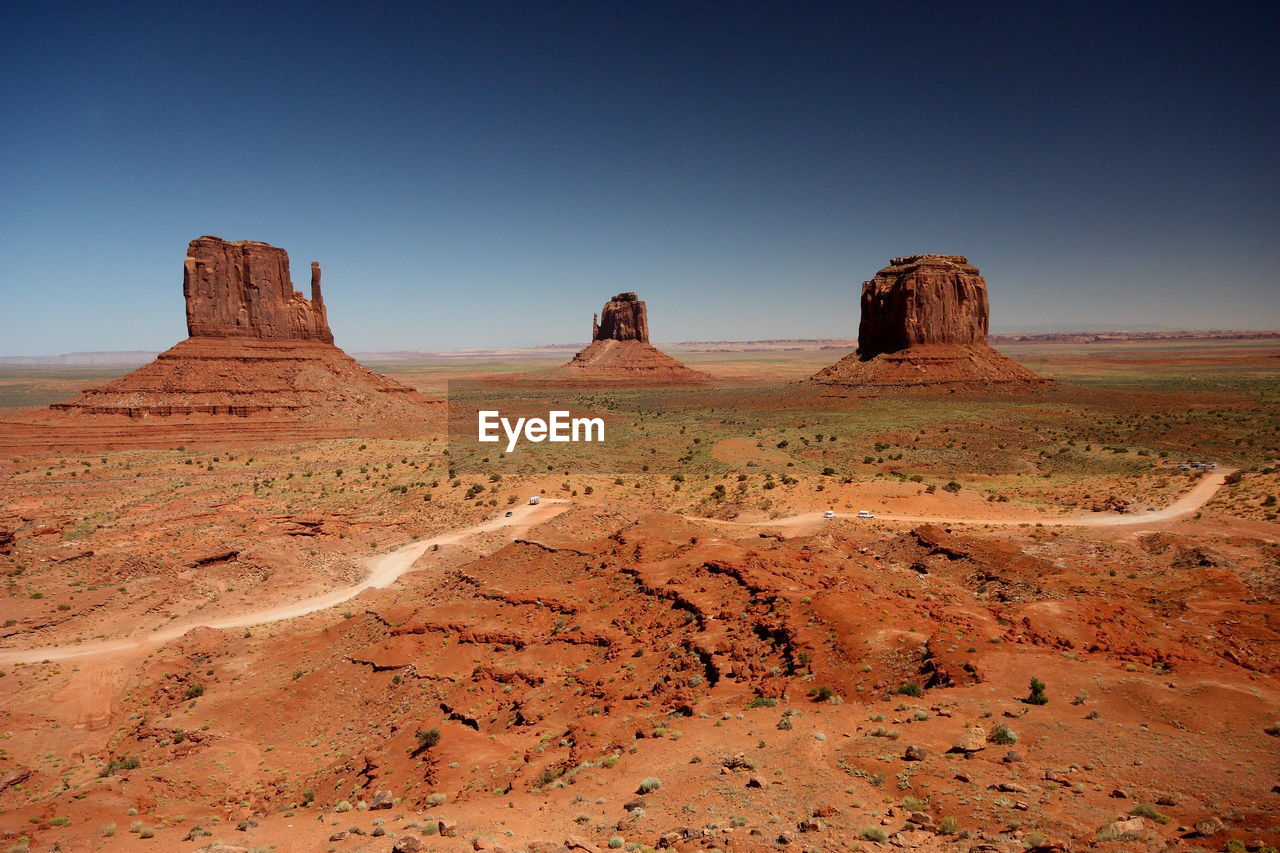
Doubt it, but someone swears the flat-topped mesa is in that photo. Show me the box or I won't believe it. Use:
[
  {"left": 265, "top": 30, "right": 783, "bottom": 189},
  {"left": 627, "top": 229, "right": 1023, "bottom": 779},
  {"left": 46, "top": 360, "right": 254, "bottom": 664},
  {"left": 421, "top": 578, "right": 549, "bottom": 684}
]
[
  {"left": 183, "top": 236, "right": 333, "bottom": 342},
  {"left": 811, "top": 253, "right": 1048, "bottom": 389},
  {"left": 594, "top": 292, "right": 649, "bottom": 343},
  {"left": 858, "top": 254, "right": 987, "bottom": 359}
]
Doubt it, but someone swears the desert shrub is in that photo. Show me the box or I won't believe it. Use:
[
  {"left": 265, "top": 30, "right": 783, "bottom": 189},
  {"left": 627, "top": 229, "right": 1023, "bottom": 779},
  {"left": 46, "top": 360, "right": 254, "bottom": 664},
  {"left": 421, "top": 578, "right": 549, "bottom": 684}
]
[
  {"left": 776, "top": 715, "right": 793, "bottom": 731},
  {"left": 139, "top": 826, "right": 155, "bottom": 839},
  {"left": 1130, "top": 802, "right": 1170, "bottom": 823},
  {"left": 1026, "top": 677, "right": 1049, "bottom": 705},
  {"left": 184, "top": 683, "right": 204, "bottom": 699},
  {"left": 608, "top": 838, "right": 624, "bottom": 849},
  {"left": 942, "top": 481, "right": 962, "bottom": 493},
  {"left": 809, "top": 685, "right": 835, "bottom": 702},
  {"left": 414, "top": 728, "right": 441, "bottom": 752},
  {"left": 1225, "top": 841, "right": 1246, "bottom": 853},
  {"left": 988, "top": 724, "right": 1018, "bottom": 745},
  {"left": 902, "top": 796, "right": 926, "bottom": 811},
  {"left": 49, "top": 816, "right": 70, "bottom": 826},
  {"left": 870, "top": 726, "right": 900, "bottom": 739},
  {"left": 637, "top": 777, "right": 662, "bottom": 794},
  {"left": 860, "top": 826, "right": 888, "bottom": 841},
  {"left": 894, "top": 681, "right": 922, "bottom": 698},
  {"left": 129, "top": 821, "right": 144, "bottom": 833},
  {"left": 334, "top": 800, "right": 352, "bottom": 813},
  {"left": 98, "top": 755, "right": 140, "bottom": 777},
  {"left": 938, "top": 816, "right": 960, "bottom": 834},
  {"left": 745, "top": 696, "right": 777, "bottom": 709},
  {"left": 101, "top": 823, "right": 116, "bottom": 837},
  {"left": 183, "top": 826, "right": 210, "bottom": 841}
]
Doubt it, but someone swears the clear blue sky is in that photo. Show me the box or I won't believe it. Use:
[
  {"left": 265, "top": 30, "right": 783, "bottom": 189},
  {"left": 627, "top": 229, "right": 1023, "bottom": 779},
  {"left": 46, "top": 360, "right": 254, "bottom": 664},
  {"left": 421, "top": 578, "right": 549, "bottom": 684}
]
[{"left": 2, "top": 1, "right": 1276, "bottom": 354}]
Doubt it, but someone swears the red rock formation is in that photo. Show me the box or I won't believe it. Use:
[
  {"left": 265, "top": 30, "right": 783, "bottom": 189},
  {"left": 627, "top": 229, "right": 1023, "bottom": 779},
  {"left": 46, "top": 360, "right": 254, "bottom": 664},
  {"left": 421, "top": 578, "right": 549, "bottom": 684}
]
[
  {"left": 813, "top": 255, "right": 1048, "bottom": 389},
  {"left": 17, "top": 237, "right": 441, "bottom": 444},
  {"left": 555, "top": 292, "right": 705, "bottom": 385},
  {"left": 593, "top": 292, "right": 649, "bottom": 343},
  {"left": 184, "top": 236, "right": 333, "bottom": 342},
  {"left": 857, "top": 255, "right": 988, "bottom": 357}
]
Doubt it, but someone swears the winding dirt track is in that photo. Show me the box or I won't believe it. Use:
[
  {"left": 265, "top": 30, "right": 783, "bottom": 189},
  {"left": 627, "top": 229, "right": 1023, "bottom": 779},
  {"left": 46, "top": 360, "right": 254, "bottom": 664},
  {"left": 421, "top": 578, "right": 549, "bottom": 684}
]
[
  {"left": 0, "top": 501, "right": 570, "bottom": 665},
  {"left": 0, "top": 470, "right": 1230, "bottom": 665},
  {"left": 700, "top": 468, "right": 1233, "bottom": 532}
]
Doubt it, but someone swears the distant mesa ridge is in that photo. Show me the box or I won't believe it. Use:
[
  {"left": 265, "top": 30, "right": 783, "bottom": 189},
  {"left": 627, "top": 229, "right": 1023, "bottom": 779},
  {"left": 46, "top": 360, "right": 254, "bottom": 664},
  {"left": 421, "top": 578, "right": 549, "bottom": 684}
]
[{"left": 813, "top": 254, "right": 1049, "bottom": 389}]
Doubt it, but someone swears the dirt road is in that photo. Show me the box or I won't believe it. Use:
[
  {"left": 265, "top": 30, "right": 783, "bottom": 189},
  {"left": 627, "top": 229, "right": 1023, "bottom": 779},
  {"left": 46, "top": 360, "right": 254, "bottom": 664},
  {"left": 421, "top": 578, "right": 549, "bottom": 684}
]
[
  {"left": 1, "top": 470, "right": 1231, "bottom": 664},
  {"left": 697, "top": 468, "right": 1233, "bottom": 532},
  {"left": 0, "top": 500, "right": 569, "bottom": 665}
]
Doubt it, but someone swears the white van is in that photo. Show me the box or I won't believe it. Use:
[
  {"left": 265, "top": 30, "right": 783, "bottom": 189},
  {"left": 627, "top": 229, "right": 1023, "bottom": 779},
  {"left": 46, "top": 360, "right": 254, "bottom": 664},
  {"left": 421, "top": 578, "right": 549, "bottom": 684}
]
[
  {"left": 528, "top": 496, "right": 541, "bottom": 505},
  {"left": 856, "top": 510, "right": 875, "bottom": 519}
]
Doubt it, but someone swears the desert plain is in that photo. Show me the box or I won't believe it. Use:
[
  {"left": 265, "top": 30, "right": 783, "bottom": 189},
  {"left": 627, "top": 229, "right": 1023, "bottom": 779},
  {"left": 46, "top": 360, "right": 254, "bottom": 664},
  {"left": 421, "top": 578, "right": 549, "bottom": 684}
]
[{"left": 1, "top": 331, "right": 1278, "bottom": 853}]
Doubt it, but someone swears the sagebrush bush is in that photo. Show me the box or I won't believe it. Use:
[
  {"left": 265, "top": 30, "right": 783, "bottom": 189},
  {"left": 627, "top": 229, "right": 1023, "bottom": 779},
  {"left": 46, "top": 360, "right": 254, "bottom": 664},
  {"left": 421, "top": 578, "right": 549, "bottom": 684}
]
[{"left": 988, "top": 724, "right": 1018, "bottom": 745}]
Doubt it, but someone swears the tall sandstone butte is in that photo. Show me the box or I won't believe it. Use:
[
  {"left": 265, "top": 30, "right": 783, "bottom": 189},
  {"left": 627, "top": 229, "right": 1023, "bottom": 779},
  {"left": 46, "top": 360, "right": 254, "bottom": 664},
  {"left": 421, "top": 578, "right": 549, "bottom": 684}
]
[
  {"left": 27, "top": 236, "right": 439, "bottom": 445},
  {"left": 592, "top": 291, "right": 650, "bottom": 343},
  {"left": 183, "top": 236, "right": 333, "bottom": 342},
  {"left": 560, "top": 292, "right": 706, "bottom": 384},
  {"left": 812, "top": 254, "right": 1047, "bottom": 388}
]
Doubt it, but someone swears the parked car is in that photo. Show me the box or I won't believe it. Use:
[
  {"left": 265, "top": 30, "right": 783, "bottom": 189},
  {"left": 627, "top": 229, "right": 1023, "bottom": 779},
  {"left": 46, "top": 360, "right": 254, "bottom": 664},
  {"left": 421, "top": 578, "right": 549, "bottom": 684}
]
[
  {"left": 823, "top": 510, "right": 836, "bottom": 519},
  {"left": 856, "top": 510, "right": 875, "bottom": 519},
  {"left": 528, "top": 496, "right": 541, "bottom": 505},
  {"left": 505, "top": 511, "right": 514, "bottom": 517}
]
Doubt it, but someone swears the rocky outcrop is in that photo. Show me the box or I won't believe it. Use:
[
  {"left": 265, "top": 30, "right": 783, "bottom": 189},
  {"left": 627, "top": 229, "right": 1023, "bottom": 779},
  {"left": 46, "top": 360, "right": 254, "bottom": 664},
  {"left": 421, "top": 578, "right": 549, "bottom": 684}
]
[
  {"left": 857, "top": 255, "right": 987, "bottom": 358},
  {"left": 812, "top": 254, "right": 1048, "bottom": 389},
  {"left": 500, "top": 292, "right": 705, "bottom": 386},
  {"left": 593, "top": 292, "right": 649, "bottom": 343},
  {"left": 30, "top": 237, "right": 440, "bottom": 439},
  {"left": 554, "top": 292, "right": 705, "bottom": 385},
  {"left": 184, "top": 236, "right": 333, "bottom": 342}
]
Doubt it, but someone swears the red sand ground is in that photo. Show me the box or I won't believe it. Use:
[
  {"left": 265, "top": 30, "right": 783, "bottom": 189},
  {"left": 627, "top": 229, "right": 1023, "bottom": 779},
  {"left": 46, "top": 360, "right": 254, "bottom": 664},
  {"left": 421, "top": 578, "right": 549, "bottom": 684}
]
[{"left": 0, "top": 341, "right": 1277, "bottom": 852}]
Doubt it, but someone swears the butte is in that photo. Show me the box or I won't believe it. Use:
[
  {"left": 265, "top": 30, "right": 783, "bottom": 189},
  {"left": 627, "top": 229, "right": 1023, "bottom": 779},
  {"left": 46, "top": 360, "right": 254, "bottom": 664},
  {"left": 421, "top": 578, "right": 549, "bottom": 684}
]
[
  {"left": 811, "top": 254, "right": 1048, "bottom": 390},
  {"left": 558, "top": 292, "right": 708, "bottom": 384},
  {"left": 1, "top": 236, "right": 440, "bottom": 450}
]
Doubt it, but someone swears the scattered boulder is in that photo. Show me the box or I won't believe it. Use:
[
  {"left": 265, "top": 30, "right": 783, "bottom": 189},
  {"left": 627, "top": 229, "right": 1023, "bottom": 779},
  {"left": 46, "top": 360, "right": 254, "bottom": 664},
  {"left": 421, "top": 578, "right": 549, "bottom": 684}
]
[
  {"left": 996, "top": 782, "right": 1029, "bottom": 793},
  {"left": 369, "top": 789, "right": 393, "bottom": 809},
  {"left": 392, "top": 837, "right": 426, "bottom": 853},
  {"left": 1098, "top": 816, "right": 1156, "bottom": 841},
  {"left": 1192, "top": 816, "right": 1225, "bottom": 836},
  {"left": 903, "top": 745, "right": 929, "bottom": 761},
  {"left": 951, "top": 726, "right": 987, "bottom": 753}
]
